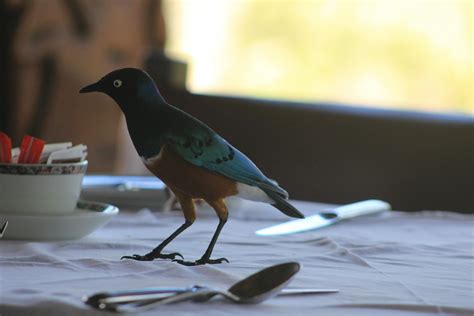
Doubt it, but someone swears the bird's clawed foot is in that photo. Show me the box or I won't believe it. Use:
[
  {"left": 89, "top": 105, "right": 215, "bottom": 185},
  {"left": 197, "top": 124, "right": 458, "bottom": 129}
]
[
  {"left": 121, "top": 251, "right": 183, "bottom": 261},
  {"left": 173, "top": 256, "right": 229, "bottom": 266}
]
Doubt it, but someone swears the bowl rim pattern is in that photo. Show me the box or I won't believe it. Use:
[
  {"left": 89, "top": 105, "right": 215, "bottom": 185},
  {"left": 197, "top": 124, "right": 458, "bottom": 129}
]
[{"left": 0, "top": 161, "right": 88, "bottom": 175}]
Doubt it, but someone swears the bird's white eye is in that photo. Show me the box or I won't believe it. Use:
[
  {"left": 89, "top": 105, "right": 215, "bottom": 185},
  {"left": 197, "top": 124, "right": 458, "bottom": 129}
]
[{"left": 113, "top": 79, "right": 122, "bottom": 88}]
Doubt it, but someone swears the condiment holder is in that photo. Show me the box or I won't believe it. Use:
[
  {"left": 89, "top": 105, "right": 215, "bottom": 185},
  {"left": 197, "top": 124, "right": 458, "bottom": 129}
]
[
  {"left": 0, "top": 161, "right": 88, "bottom": 215},
  {"left": 0, "top": 133, "right": 88, "bottom": 215}
]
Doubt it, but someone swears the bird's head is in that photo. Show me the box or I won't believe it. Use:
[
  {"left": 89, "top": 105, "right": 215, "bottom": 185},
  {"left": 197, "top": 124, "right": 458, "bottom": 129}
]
[{"left": 80, "top": 68, "right": 162, "bottom": 111}]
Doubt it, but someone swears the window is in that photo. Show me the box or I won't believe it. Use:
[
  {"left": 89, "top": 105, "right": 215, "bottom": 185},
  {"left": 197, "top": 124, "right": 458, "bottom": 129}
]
[{"left": 163, "top": 0, "right": 472, "bottom": 114}]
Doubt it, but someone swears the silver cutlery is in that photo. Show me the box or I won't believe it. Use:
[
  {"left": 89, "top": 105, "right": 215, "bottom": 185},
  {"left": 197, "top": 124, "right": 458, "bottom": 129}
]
[
  {"left": 0, "top": 221, "right": 8, "bottom": 238},
  {"left": 84, "top": 262, "right": 338, "bottom": 312},
  {"left": 256, "top": 199, "right": 390, "bottom": 236}
]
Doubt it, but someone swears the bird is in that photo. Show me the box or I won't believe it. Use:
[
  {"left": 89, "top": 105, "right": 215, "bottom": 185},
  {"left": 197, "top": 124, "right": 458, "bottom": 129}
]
[{"left": 80, "top": 68, "right": 304, "bottom": 266}]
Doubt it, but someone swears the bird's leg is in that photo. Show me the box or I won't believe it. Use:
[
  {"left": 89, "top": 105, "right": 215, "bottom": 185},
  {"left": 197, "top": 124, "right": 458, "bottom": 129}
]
[
  {"left": 174, "top": 199, "right": 229, "bottom": 266},
  {"left": 121, "top": 221, "right": 192, "bottom": 261},
  {"left": 121, "top": 192, "right": 196, "bottom": 262}
]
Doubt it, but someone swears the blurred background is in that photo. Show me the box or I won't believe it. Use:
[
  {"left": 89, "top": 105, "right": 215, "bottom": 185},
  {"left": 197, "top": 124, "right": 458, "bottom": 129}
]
[
  {"left": 1, "top": 0, "right": 473, "bottom": 211},
  {"left": 165, "top": 0, "right": 472, "bottom": 114}
]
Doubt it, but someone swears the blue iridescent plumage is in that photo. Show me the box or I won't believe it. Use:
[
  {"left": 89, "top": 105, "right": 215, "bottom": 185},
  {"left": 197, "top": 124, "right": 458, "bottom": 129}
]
[{"left": 80, "top": 68, "right": 303, "bottom": 266}]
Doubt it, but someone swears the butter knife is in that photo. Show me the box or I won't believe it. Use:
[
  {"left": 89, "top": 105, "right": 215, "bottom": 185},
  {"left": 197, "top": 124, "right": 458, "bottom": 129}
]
[{"left": 256, "top": 199, "right": 390, "bottom": 236}]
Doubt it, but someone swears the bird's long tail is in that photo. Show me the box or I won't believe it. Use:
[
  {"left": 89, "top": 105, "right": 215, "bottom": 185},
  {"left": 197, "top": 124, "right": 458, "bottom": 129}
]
[{"left": 259, "top": 186, "right": 305, "bottom": 219}]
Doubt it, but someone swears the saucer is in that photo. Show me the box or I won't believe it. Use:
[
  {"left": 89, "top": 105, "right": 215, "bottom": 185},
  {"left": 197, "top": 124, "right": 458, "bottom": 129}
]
[{"left": 0, "top": 200, "right": 119, "bottom": 241}]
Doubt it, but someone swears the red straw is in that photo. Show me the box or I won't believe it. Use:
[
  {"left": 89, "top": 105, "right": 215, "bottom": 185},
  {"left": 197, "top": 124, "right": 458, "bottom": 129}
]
[
  {"left": 28, "top": 139, "right": 45, "bottom": 163},
  {"left": 18, "top": 135, "right": 45, "bottom": 164},
  {"left": 18, "top": 135, "right": 33, "bottom": 163},
  {"left": 0, "top": 132, "right": 12, "bottom": 163}
]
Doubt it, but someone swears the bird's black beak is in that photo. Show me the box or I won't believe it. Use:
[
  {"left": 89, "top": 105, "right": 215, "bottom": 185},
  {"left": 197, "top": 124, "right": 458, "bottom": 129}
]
[{"left": 79, "top": 81, "right": 101, "bottom": 93}]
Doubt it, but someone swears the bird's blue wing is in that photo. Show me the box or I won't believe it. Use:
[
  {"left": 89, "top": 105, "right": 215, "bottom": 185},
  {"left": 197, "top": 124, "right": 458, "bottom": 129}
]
[{"left": 163, "top": 131, "right": 288, "bottom": 197}]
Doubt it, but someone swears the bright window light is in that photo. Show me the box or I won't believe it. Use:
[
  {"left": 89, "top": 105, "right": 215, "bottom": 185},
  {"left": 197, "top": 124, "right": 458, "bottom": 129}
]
[{"left": 163, "top": 0, "right": 472, "bottom": 114}]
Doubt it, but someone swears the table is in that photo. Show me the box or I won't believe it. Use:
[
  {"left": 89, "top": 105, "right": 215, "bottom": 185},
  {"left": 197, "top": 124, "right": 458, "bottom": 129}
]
[{"left": 1, "top": 200, "right": 473, "bottom": 315}]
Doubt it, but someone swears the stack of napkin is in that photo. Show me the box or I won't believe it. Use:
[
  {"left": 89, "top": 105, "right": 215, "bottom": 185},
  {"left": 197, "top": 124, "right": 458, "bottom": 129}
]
[{"left": 0, "top": 133, "right": 87, "bottom": 164}]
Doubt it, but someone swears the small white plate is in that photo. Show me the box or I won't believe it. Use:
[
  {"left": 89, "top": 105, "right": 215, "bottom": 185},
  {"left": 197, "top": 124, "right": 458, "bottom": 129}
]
[{"left": 0, "top": 200, "right": 119, "bottom": 241}]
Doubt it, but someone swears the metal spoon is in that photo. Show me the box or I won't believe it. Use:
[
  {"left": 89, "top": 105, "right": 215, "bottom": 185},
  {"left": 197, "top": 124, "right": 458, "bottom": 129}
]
[
  {"left": 116, "top": 261, "right": 302, "bottom": 312},
  {"left": 91, "top": 262, "right": 338, "bottom": 312}
]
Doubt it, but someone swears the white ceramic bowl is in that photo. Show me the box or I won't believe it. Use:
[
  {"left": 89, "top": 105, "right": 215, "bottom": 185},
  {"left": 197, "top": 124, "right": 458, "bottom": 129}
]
[
  {"left": 0, "top": 161, "right": 88, "bottom": 215},
  {"left": 0, "top": 200, "right": 118, "bottom": 240}
]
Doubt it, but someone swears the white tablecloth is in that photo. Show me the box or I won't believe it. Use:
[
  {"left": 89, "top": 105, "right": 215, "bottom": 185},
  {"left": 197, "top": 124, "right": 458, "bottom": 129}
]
[{"left": 1, "top": 201, "right": 473, "bottom": 315}]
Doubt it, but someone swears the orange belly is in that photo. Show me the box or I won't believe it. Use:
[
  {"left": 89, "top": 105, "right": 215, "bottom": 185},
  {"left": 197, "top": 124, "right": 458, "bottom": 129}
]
[{"left": 144, "top": 145, "right": 238, "bottom": 201}]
